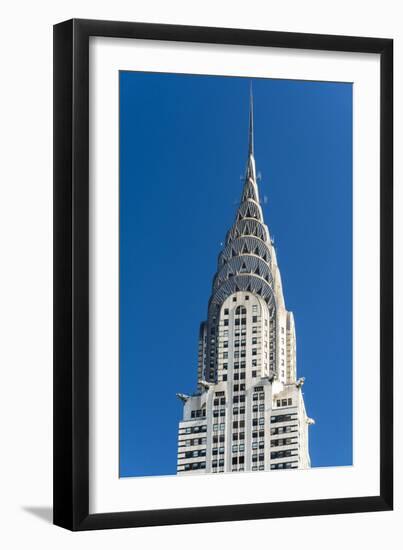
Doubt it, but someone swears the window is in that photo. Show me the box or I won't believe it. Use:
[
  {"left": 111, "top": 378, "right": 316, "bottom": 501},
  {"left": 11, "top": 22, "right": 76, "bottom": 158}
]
[
  {"left": 252, "top": 305, "right": 257, "bottom": 313},
  {"left": 252, "top": 326, "right": 257, "bottom": 334},
  {"left": 223, "top": 363, "right": 228, "bottom": 370},
  {"left": 252, "top": 359, "right": 257, "bottom": 367},
  {"left": 240, "top": 384, "right": 246, "bottom": 391},
  {"left": 239, "top": 394, "right": 245, "bottom": 403},
  {"left": 288, "top": 398, "right": 292, "bottom": 406},
  {"left": 223, "top": 352, "right": 228, "bottom": 359},
  {"left": 219, "top": 434, "right": 225, "bottom": 442},
  {"left": 252, "top": 441, "right": 258, "bottom": 449},
  {"left": 223, "top": 374, "right": 227, "bottom": 381},
  {"left": 259, "top": 417, "right": 265, "bottom": 425},
  {"left": 239, "top": 432, "right": 245, "bottom": 440},
  {"left": 282, "top": 399, "right": 287, "bottom": 407},
  {"left": 253, "top": 404, "right": 258, "bottom": 412},
  {"left": 276, "top": 400, "right": 280, "bottom": 407},
  {"left": 252, "top": 371, "right": 257, "bottom": 377},
  {"left": 232, "top": 297, "right": 237, "bottom": 302},
  {"left": 252, "top": 316, "right": 258, "bottom": 322},
  {"left": 271, "top": 415, "right": 289, "bottom": 423},
  {"left": 234, "top": 362, "right": 239, "bottom": 370},
  {"left": 252, "top": 349, "right": 257, "bottom": 356},
  {"left": 223, "top": 341, "right": 228, "bottom": 348},
  {"left": 233, "top": 384, "right": 239, "bottom": 392},
  {"left": 220, "top": 409, "right": 225, "bottom": 416},
  {"left": 245, "top": 295, "right": 249, "bottom": 300},
  {"left": 223, "top": 330, "right": 228, "bottom": 337},
  {"left": 234, "top": 373, "right": 239, "bottom": 380},
  {"left": 239, "top": 444, "right": 245, "bottom": 452},
  {"left": 214, "top": 398, "right": 219, "bottom": 406},
  {"left": 252, "top": 337, "right": 257, "bottom": 345},
  {"left": 240, "top": 372, "right": 245, "bottom": 380},
  {"left": 240, "top": 407, "right": 245, "bottom": 414},
  {"left": 253, "top": 394, "right": 258, "bottom": 401},
  {"left": 224, "top": 319, "right": 229, "bottom": 326},
  {"left": 232, "top": 444, "right": 238, "bottom": 452},
  {"left": 233, "top": 407, "right": 239, "bottom": 415},
  {"left": 233, "top": 395, "right": 239, "bottom": 403},
  {"left": 224, "top": 308, "right": 229, "bottom": 315},
  {"left": 233, "top": 433, "right": 238, "bottom": 441},
  {"left": 259, "top": 403, "right": 265, "bottom": 411},
  {"left": 252, "top": 431, "right": 258, "bottom": 439},
  {"left": 219, "top": 447, "right": 225, "bottom": 454},
  {"left": 220, "top": 423, "right": 225, "bottom": 431},
  {"left": 233, "top": 421, "right": 238, "bottom": 429}
]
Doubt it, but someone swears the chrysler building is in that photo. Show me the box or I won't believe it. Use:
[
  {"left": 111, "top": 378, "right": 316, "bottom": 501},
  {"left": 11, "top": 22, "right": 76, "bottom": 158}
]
[{"left": 177, "top": 89, "right": 313, "bottom": 474}]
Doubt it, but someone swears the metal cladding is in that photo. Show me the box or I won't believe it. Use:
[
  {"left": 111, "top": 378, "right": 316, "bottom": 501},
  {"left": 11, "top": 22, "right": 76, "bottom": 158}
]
[{"left": 205, "top": 89, "right": 277, "bottom": 381}]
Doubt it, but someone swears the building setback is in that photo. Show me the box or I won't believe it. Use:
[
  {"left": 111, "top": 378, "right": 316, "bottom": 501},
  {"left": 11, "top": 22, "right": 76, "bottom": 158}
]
[{"left": 176, "top": 90, "right": 314, "bottom": 475}]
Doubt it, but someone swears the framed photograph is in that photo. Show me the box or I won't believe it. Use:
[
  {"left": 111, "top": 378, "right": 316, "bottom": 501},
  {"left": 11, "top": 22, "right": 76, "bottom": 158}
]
[{"left": 53, "top": 19, "right": 393, "bottom": 530}]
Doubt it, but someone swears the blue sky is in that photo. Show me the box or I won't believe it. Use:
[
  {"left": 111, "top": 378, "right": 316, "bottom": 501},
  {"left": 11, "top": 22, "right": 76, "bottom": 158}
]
[{"left": 119, "top": 72, "right": 352, "bottom": 477}]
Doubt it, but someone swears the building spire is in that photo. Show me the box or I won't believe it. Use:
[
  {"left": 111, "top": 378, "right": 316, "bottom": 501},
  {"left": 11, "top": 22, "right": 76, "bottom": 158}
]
[
  {"left": 245, "top": 83, "right": 257, "bottom": 185},
  {"left": 249, "top": 83, "right": 254, "bottom": 157}
]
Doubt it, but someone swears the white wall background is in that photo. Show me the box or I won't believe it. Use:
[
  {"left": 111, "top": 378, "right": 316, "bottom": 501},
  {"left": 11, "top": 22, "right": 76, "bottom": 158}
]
[{"left": 0, "top": 1, "right": 400, "bottom": 548}]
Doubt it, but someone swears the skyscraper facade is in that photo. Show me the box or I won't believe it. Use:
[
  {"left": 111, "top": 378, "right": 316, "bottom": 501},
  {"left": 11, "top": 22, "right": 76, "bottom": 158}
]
[{"left": 176, "top": 91, "right": 314, "bottom": 475}]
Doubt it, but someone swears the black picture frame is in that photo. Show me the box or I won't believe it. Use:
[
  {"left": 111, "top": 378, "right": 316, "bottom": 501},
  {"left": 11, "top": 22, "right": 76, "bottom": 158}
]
[{"left": 53, "top": 18, "right": 393, "bottom": 531}]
